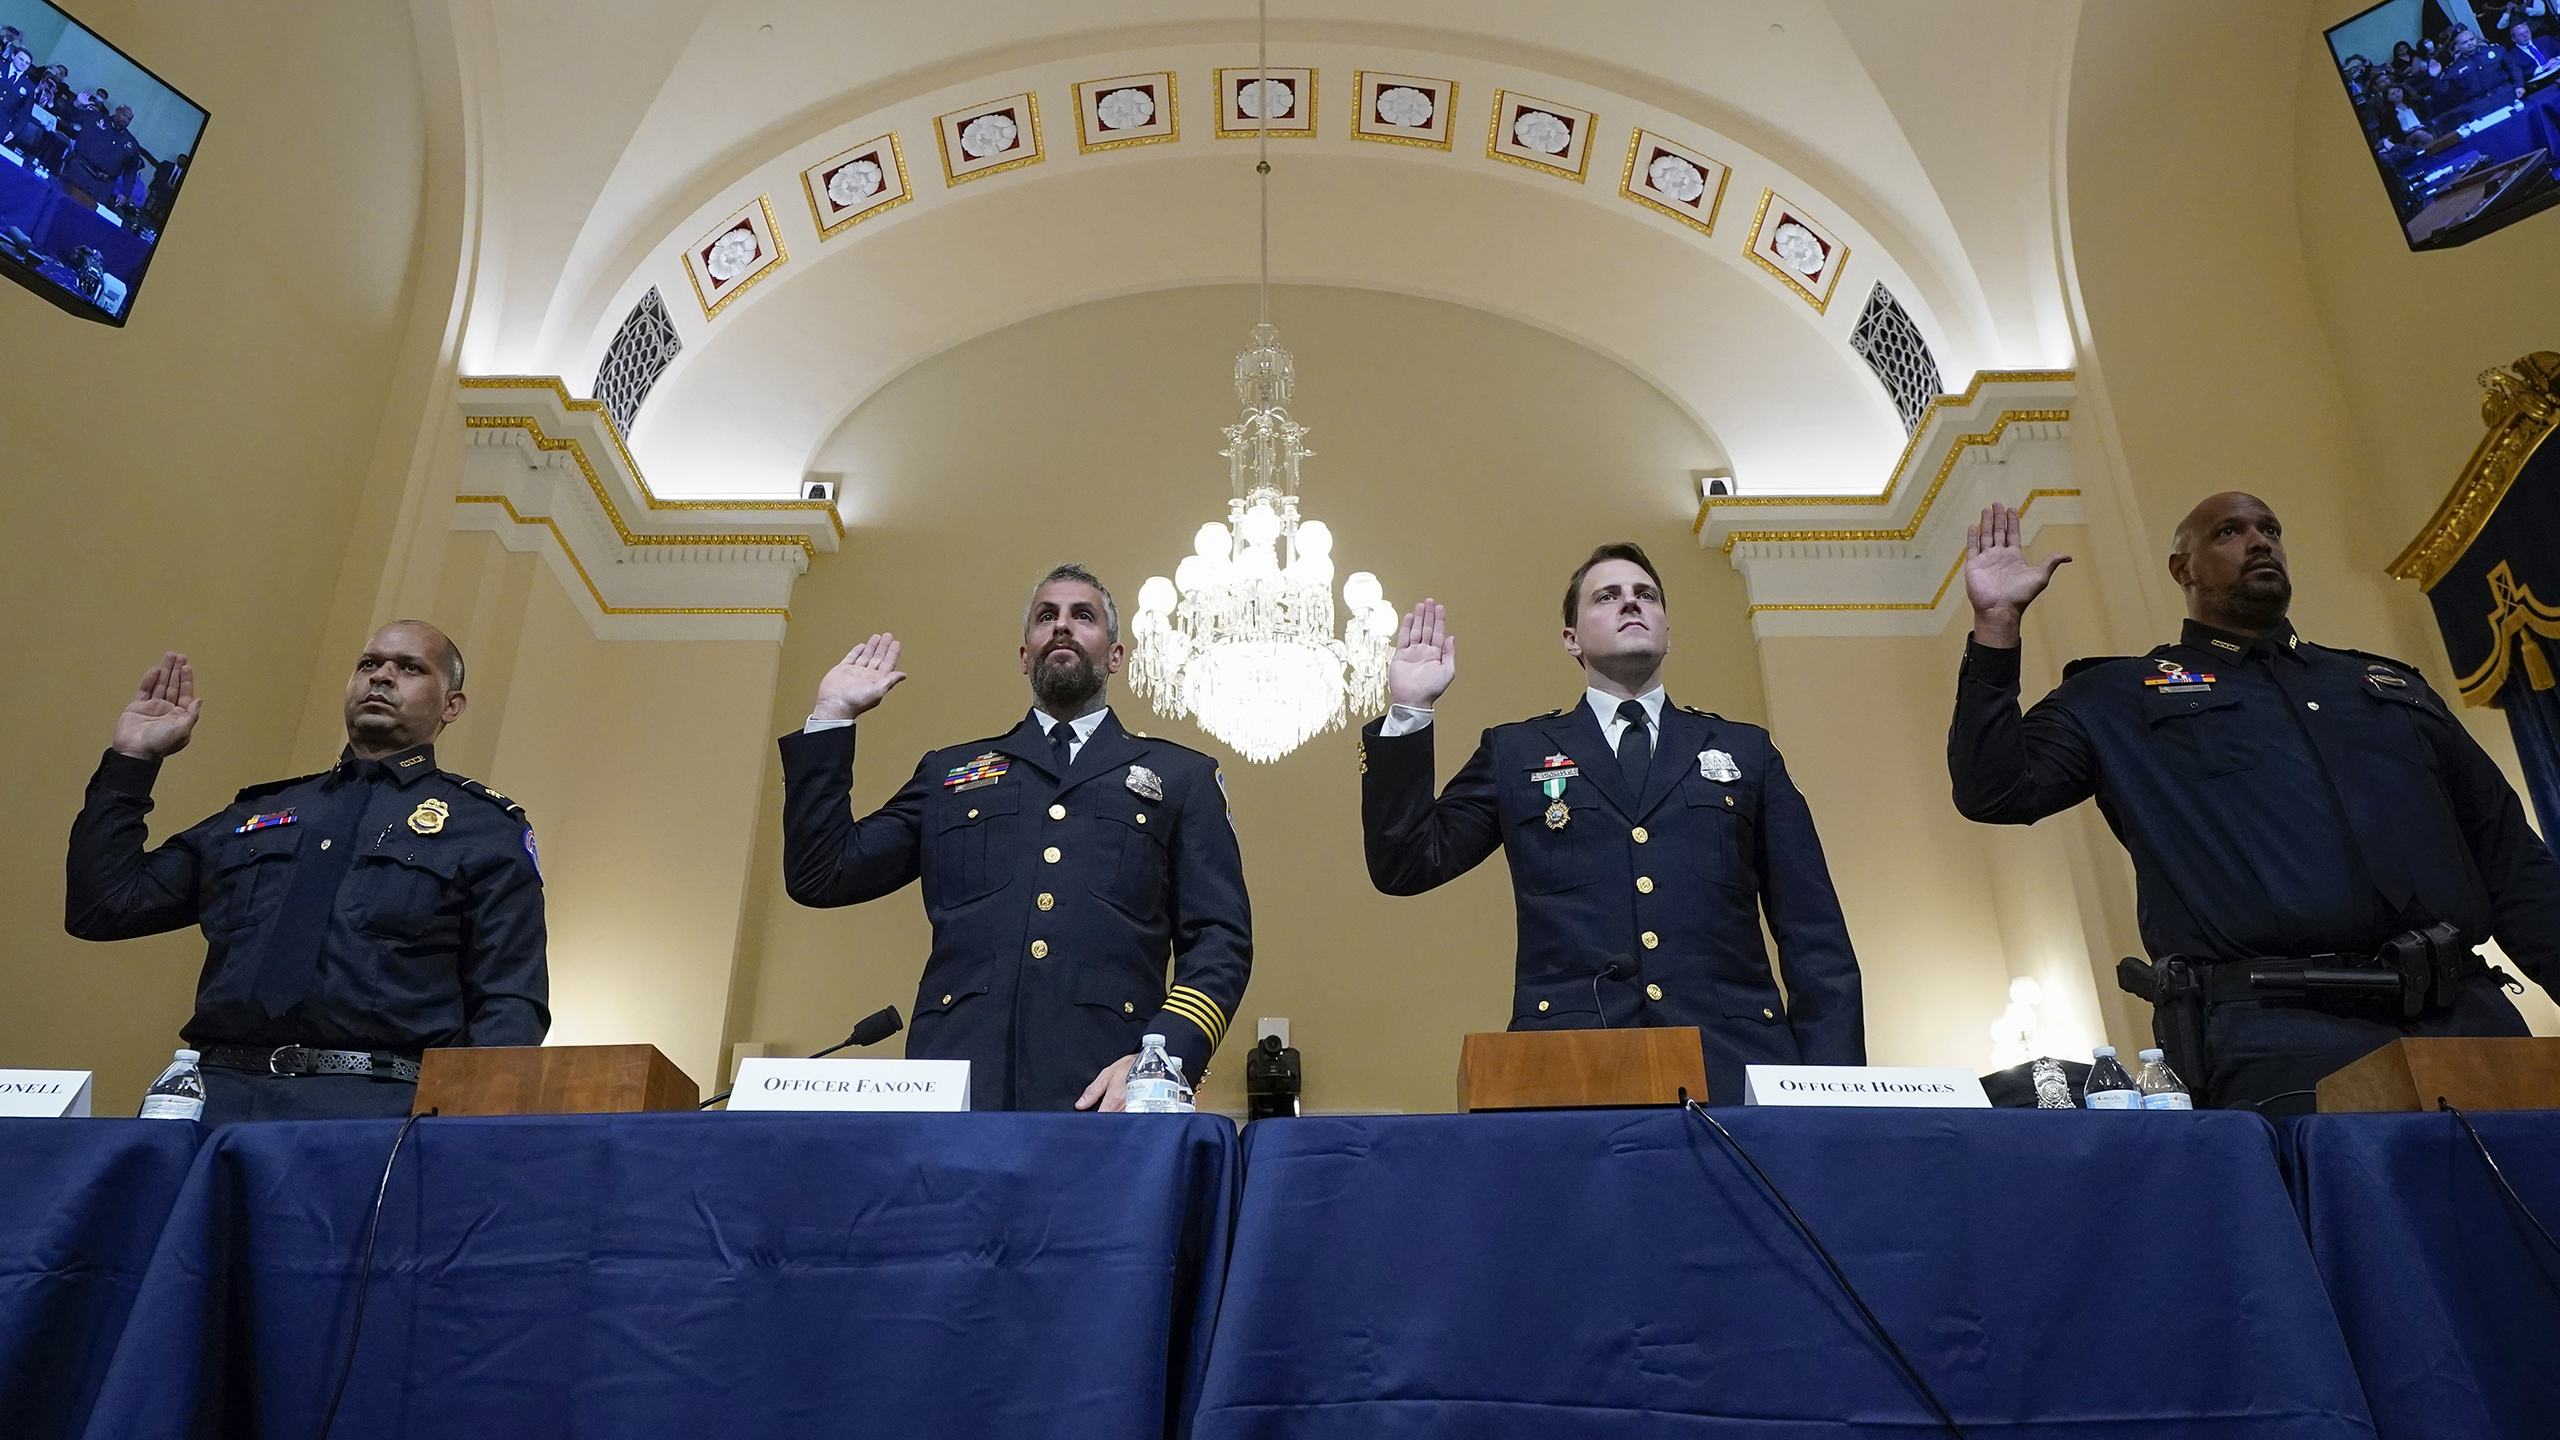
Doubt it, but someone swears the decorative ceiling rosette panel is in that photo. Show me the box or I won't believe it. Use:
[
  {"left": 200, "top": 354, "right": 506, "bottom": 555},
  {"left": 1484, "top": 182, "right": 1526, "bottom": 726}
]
[
  {"left": 1214, "top": 67, "right": 1315, "bottom": 138},
  {"left": 679, "top": 195, "right": 787, "bottom": 321},
  {"left": 801, "top": 133, "right": 910, "bottom": 239},
  {"left": 1619, "top": 128, "right": 1729, "bottom": 236},
  {"left": 1352, "top": 70, "right": 1457, "bottom": 150},
  {"left": 1746, "top": 189, "right": 1849, "bottom": 313},
  {"left": 1075, "top": 72, "right": 1178, "bottom": 152},
  {"left": 935, "top": 92, "right": 1044, "bottom": 185},
  {"left": 1486, "top": 90, "right": 1596, "bottom": 182}
]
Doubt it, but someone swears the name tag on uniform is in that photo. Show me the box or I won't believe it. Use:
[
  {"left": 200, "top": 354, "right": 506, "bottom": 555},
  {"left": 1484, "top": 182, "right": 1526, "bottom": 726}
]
[
  {"left": 1743, "top": 1065, "right": 1989, "bottom": 1108},
  {"left": 0, "top": 1069, "right": 93, "bottom": 1117},
  {"left": 726, "top": 1058, "right": 970, "bottom": 1112}
]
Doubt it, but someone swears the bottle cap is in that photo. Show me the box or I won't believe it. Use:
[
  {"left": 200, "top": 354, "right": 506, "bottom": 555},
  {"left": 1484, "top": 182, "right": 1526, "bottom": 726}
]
[
  {"left": 2138, "top": 1048, "right": 2163, "bottom": 1061},
  {"left": 1142, "top": 1034, "right": 1165, "bottom": 1048},
  {"left": 2093, "top": 1045, "right": 2116, "bottom": 1057},
  {"left": 174, "top": 1049, "right": 199, "bottom": 1061}
]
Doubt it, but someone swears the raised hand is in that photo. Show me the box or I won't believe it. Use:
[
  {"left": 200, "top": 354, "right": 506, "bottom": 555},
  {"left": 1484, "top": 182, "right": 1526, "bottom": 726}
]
[
  {"left": 812, "top": 633, "right": 908, "bottom": 721},
  {"left": 1386, "top": 599, "right": 1457, "bottom": 709},
  {"left": 113, "top": 651, "right": 203, "bottom": 760},
  {"left": 1964, "top": 503, "right": 2071, "bottom": 648}
]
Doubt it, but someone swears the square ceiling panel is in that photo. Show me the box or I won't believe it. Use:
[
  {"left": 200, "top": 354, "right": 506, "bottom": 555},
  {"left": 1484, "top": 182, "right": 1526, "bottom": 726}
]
[
  {"left": 1619, "top": 128, "right": 1729, "bottom": 237},
  {"left": 1352, "top": 70, "right": 1457, "bottom": 150},
  {"left": 1487, "top": 90, "right": 1595, "bottom": 181},
  {"left": 802, "top": 133, "right": 911, "bottom": 239},
  {"left": 936, "top": 92, "right": 1044, "bottom": 185},
  {"left": 1075, "top": 72, "right": 1178, "bottom": 152},
  {"left": 681, "top": 194, "right": 787, "bottom": 321},
  {"left": 1214, "top": 67, "right": 1315, "bottom": 138},
  {"left": 1747, "top": 189, "right": 1851, "bottom": 313}
]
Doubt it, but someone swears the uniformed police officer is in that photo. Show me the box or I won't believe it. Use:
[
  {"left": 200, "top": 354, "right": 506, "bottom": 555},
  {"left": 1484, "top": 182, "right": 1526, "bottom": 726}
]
[
  {"left": 1358, "top": 542, "right": 1865, "bottom": 1102},
  {"left": 776, "top": 564, "right": 1252, "bottom": 1112},
  {"left": 67, "top": 622, "right": 549, "bottom": 1124},
  {"left": 1950, "top": 495, "right": 2560, "bottom": 1113}
]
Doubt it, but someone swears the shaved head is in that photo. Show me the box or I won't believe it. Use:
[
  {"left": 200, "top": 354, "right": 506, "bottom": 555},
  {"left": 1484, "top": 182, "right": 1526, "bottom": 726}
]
[
  {"left": 2167, "top": 492, "right": 2290, "bottom": 634},
  {"left": 2171, "top": 492, "right": 2271, "bottom": 558},
  {"left": 385, "top": 620, "right": 465, "bottom": 691}
]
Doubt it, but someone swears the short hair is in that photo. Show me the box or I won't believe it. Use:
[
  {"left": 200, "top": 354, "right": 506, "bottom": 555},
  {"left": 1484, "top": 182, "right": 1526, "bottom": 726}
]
[
  {"left": 1023, "top": 564, "right": 1119, "bottom": 643},
  {"left": 388, "top": 620, "right": 466, "bottom": 691},
  {"left": 1561, "top": 543, "right": 1667, "bottom": 626}
]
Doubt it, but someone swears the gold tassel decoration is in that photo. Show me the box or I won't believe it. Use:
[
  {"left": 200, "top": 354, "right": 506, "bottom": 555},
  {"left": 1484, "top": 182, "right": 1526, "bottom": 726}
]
[{"left": 2523, "top": 633, "right": 2556, "bottom": 691}]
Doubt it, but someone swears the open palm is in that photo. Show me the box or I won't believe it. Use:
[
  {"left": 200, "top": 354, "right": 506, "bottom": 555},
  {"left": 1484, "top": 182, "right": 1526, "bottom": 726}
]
[
  {"left": 813, "top": 633, "right": 908, "bottom": 721},
  {"left": 114, "top": 652, "right": 203, "bottom": 760},
  {"left": 1387, "top": 600, "right": 1456, "bottom": 709},
  {"left": 1964, "top": 503, "right": 2071, "bottom": 619}
]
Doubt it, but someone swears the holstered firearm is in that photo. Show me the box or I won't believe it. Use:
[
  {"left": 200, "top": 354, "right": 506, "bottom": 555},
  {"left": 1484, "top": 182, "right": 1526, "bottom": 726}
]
[{"left": 2117, "top": 955, "right": 2207, "bottom": 1095}]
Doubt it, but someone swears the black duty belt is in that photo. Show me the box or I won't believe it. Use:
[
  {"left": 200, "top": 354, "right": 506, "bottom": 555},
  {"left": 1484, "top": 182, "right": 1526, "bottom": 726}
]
[
  {"left": 2120, "top": 922, "right": 2500, "bottom": 1021},
  {"left": 202, "top": 1044, "right": 422, "bottom": 1083}
]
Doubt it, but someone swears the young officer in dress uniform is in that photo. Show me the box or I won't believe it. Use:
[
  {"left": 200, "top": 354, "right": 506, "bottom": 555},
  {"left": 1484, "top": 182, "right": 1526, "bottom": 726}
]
[
  {"left": 1357, "top": 543, "right": 1865, "bottom": 1102},
  {"left": 776, "top": 564, "right": 1252, "bottom": 1112},
  {"left": 1949, "top": 495, "right": 2560, "bottom": 1113},
  {"left": 67, "top": 622, "right": 549, "bottom": 1124}
]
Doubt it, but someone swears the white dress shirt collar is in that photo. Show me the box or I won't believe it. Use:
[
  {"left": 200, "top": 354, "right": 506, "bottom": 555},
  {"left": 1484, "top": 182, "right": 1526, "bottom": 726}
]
[
  {"left": 1031, "top": 703, "right": 1111, "bottom": 762},
  {"left": 1586, "top": 685, "right": 1666, "bottom": 745}
]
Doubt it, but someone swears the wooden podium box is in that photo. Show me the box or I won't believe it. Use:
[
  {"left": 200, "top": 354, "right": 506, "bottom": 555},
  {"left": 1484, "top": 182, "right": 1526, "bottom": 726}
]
[
  {"left": 413, "top": 1044, "right": 699, "bottom": 1117},
  {"left": 2317, "top": 1037, "right": 2560, "bottom": 1113},
  {"left": 1457, "top": 1027, "right": 1709, "bottom": 1111}
]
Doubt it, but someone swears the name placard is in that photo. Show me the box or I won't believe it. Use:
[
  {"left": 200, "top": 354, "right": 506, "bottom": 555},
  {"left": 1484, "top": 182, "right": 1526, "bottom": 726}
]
[
  {"left": 1744, "top": 1065, "right": 1989, "bottom": 1108},
  {"left": 0, "top": 1069, "right": 94, "bottom": 1118},
  {"left": 726, "top": 1058, "right": 970, "bottom": 1112}
]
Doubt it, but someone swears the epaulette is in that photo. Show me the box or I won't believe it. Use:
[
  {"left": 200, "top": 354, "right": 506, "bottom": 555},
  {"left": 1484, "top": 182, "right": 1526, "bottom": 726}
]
[
  {"left": 445, "top": 774, "right": 529, "bottom": 820},
  {"left": 233, "top": 770, "right": 327, "bottom": 804},
  {"left": 2334, "top": 645, "right": 2425, "bottom": 676},
  {"left": 2061, "top": 655, "right": 2135, "bottom": 680},
  {"left": 1539, "top": 707, "right": 1566, "bottom": 718},
  {"left": 1676, "top": 703, "right": 1724, "bottom": 720}
]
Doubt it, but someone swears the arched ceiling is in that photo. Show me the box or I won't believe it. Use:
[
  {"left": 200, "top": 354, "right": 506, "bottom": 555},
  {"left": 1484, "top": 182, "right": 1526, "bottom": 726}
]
[{"left": 447, "top": 0, "right": 2082, "bottom": 503}]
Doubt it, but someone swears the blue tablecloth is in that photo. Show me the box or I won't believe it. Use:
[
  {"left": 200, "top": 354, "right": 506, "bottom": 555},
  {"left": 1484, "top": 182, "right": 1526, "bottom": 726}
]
[
  {"left": 1196, "top": 1109, "right": 2375, "bottom": 1439},
  {"left": 82, "top": 1111, "right": 1237, "bottom": 1440},
  {"left": 2284, "top": 1112, "right": 2560, "bottom": 1440},
  {"left": 0, "top": 1118, "right": 203, "bottom": 1440}
]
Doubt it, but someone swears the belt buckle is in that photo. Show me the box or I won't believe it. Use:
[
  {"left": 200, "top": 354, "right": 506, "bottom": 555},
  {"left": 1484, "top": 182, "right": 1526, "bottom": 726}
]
[{"left": 268, "top": 1045, "right": 302, "bottom": 1077}]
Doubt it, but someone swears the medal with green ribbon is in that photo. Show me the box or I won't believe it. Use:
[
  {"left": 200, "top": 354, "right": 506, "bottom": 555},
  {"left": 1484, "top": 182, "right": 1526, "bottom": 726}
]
[{"left": 1532, "top": 753, "right": 1577, "bottom": 830}]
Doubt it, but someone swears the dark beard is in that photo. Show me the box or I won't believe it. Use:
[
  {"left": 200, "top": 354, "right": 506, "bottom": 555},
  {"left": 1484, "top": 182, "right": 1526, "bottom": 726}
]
[
  {"left": 2226, "top": 570, "right": 2293, "bottom": 631},
  {"left": 1031, "top": 644, "right": 1105, "bottom": 712}
]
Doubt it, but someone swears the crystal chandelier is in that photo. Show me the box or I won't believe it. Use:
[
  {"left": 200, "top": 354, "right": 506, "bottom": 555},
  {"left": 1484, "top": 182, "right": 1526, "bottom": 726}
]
[{"left": 1127, "top": 11, "right": 1397, "bottom": 764}]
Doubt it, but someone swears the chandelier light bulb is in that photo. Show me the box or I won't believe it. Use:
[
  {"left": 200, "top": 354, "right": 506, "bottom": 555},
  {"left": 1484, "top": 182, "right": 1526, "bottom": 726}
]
[
  {"left": 1194, "top": 522, "right": 1231, "bottom": 560},
  {"left": 1238, "top": 502, "right": 1282, "bottom": 548},
  {"left": 1294, "top": 520, "right": 1333, "bottom": 558},
  {"left": 1137, "top": 575, "right": 1178, "bottom": 615},
  {"left": 1343, "top": 571, "right": 1383, "bottom": 611}
]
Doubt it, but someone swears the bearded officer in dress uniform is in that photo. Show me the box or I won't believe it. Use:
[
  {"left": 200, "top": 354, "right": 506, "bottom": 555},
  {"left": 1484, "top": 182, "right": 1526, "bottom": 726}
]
[
  {"left": 1358, "top": 542, "right": 1865, "bottom": 1102},
  {"left": 67, "top": 622, "right": 549, "bottom": 1124},
  {"left": 777, "top": 563, "right": 1252, "bottom": 1112}
]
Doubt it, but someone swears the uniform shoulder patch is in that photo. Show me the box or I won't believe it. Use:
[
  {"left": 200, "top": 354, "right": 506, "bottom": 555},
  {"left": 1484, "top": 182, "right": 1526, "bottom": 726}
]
[
  {"left": 444, "top": 774, "right": 529, "bottom": 820},
  {"left": 2061, "top": 655, "right": 2136, "bottom": 680},
  {"left": 233, "top": 771, "right": 326, "bottom": 804}
]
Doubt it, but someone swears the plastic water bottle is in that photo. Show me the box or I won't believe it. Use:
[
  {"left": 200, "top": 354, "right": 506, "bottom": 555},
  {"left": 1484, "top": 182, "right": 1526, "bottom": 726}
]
[
  {"left": 2134, "top": 1048, "right": 2192, "bottom": 1110},
  {"left": 1167, "top": 1056, "right": 1196, "bottom": 1114},
  {"left": 2083, "top": 1046, "right": 2141, "bottom": 1110},
  {"left": 1124, "top": 1035, "right": 1189, "bottom": 1114},
  {"left": 138, "top": 1049, "right": 205, "bottom": 1121}
]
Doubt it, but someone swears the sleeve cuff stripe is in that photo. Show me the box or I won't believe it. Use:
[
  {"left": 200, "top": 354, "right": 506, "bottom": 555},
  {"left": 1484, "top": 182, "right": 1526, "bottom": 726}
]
[
  {"left": 1167, "top": 986, "right": 1229, "bottom": 1039},
  {"left": 1159, "top": 993, "right": 1225, "bottom": 1045}
]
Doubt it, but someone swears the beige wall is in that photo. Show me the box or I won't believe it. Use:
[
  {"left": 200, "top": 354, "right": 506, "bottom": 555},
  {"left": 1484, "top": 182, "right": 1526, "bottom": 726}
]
[
  {"left": 0, "top": 0, "right": 431, "bottom": 1113},
  {"left": 728, "top": 284, "right": 1755, "bottom": 1115}
]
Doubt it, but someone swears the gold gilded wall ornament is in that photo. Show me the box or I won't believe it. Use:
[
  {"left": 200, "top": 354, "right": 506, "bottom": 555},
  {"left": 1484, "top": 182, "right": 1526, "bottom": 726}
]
[{"left": 409, "top": 798, "right": 451, "bottom": 836}]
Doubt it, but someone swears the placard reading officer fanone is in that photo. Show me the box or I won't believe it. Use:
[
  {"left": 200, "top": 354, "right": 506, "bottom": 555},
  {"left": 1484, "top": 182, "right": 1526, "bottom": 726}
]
[
  {"left": 726, "top": 1058, "right": 970, "bottom": 1112},
  {"left": 1743, "top": 1065, "right": 1990, "bottom": 1108}
]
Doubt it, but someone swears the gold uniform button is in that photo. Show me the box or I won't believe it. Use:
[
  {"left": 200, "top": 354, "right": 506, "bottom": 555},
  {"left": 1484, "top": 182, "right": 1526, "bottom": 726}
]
[
  {"left": 2306, "top": 702, "right": 2321, "bottom": 712},
  {"left": 1537, "top": 999, "right": 1551, "bottom": 1012},
  {"left": 1636, "top": 876, "right": 1653, "bottom": 894},
  {"left": 1049, "top": 803, "right": 1067, "bottom": 820},
  {"left": 1123, "top": 1002, "right": 1134, "bottom": 1014},
  {"left": 1030, "top": 940, "right": 1049, "bottom": 959},
  {"left": 1632, "top": 826, "right": 1649, "bottom": 843},
  {"left": 1043, "top": 846, "right": 1061, "bottom": 863},
  {"left": 1641, "top": 931, "right": 1659, "bottom": 949},
  {"left": 1724, "top": 795, "right": 1735, "bottom": 807},
  {"left": 942, "top": 993, "right": 954, "bottom": 1005},
  {"left": 1762, "top": 1007, "right": 1775, "bottom": 1019},
  {"left": 967, "top": 808, "right": 979, "bottom": 819},
  {"left": 1646, "top": 983, "right": 1664, "bottom": 1001},
  {"left": 1135, "top": 813, "right": 1147, "bottom": 825},
  {"left": 320, "top": 839, "right": 332, "bottom": 851},
  {"left": 1037, "top": 892, "right": 1054, "bottom": 910}
]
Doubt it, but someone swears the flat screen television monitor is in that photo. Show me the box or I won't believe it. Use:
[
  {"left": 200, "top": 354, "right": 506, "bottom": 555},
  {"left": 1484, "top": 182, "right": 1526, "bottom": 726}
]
[
  {"left": 2326, "top": 0, "right": 2560, "bottom": 249},
  {"left": 0, "top": 0, "right": 206, "bottom": 324}
]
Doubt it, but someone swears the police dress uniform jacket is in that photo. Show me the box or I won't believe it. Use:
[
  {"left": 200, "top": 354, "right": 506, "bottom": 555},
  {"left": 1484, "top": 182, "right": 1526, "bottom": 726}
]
[
  {"left": 777, "top": 708, "right": 1251, "bottom": 1111},
  {"left": 1949, "top": 620, "right": 2560, "bottom": 983},
  {"left": 1359, "top": 700, "right": 1865, "bottom": 1101},
  {"left": 65, "top": 744, "right": 551, "bottom": 1055}
]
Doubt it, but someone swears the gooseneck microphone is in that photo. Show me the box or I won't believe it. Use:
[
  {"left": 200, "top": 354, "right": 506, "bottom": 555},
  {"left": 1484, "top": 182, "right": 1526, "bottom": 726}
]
[
  {"left": 698, "top": 1005, "right": 905, "bottom": 1109},
  {"left": 1591, "top": 959, "right": 1630, "bottom": 1029}
]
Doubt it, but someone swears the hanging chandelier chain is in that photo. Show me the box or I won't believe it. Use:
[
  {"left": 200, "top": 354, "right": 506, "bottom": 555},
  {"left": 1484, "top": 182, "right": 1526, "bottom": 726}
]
[{"left": 1256, "top": 0, "right": 1270, "bottom": 325}]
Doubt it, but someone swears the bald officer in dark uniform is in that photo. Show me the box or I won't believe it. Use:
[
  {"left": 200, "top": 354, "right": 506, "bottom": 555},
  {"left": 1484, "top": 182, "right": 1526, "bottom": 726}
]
[
  {"left": 1950, "top": 495, "right": 2560, "bottom": 1113},
  {"left": 1359, "top": 542, "right": 1865, "bottom": 1102},
  {"left": 777, "top": 563, "right": 1252, "bottom": 1112},
  {"left": 68, "top": 623, "right": 549, "bottom": 1123}
]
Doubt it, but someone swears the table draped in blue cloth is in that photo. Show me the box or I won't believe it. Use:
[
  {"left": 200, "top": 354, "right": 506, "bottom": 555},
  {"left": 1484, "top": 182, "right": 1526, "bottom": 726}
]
[
  {"left": 0, "top": 1118, "right": 204, "bottom": 1440},
  {"left": 2283, "top": 1112, "right": 2560, "bottom": 1440},
  {"left": 81, "top": 1111, "right": 1237, "bottom": 1440},
  {"left": 1194, "top": 1109, "right": 2375, "bottom": 1440}
]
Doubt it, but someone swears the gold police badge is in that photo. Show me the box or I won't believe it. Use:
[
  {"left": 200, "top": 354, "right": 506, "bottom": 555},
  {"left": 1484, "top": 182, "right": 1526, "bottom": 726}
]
[{"left": 408, "top": 798, "right": 451, "bottom": 835}]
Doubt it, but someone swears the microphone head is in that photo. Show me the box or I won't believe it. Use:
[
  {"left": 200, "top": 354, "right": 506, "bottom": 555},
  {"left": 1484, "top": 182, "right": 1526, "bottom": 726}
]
[{"left": 848, "top": 1005, "right": 904, "bottom": 1047}]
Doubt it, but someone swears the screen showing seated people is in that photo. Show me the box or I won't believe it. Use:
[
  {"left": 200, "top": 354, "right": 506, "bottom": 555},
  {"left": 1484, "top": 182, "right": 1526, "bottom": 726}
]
[
  {"left": 0, "top": 0, "right": 206, "bottom": 324},
  {"left": 2327, "top": 0, "right": 2560, "bottom": 249}
]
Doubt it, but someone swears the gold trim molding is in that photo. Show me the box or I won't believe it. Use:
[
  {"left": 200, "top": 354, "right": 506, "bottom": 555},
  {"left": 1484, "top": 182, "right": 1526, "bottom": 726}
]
[
  {"left": 1715, "top": 409, "right": 2070, "bottom": 554},
  {"left": 454, "top": 495, "right": 791, "bottom": 619},
  {"left": 463, "top": 415, "right": 816, "bottom": 558},
  {"left": 1746, "top": 489, "right": 2079, "bottom": 614},
  {"left": 2387, "top": 352, "right": 2560, "bottom": 590}
]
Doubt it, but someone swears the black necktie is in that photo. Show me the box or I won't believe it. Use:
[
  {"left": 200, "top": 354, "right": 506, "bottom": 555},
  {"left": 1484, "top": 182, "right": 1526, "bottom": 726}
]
[
  {"left": 1049, "top": 720, "right": 1078, "bottom": 772},
  {"left": 253, "top": 760, "right": 376, "bottom": 1018},
  {"left": 1615, "top": 699, "right": 1652, "bottom": 792}
]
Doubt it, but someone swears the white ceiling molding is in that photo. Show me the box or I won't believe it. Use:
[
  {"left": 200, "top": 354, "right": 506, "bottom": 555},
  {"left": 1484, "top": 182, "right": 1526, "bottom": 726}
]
[
  {"left": 1696, "top": 370, "right": 2078, "bottom": 638},
  {"left": 453, "top": 378, "right": 841, "bottom": 641}
]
